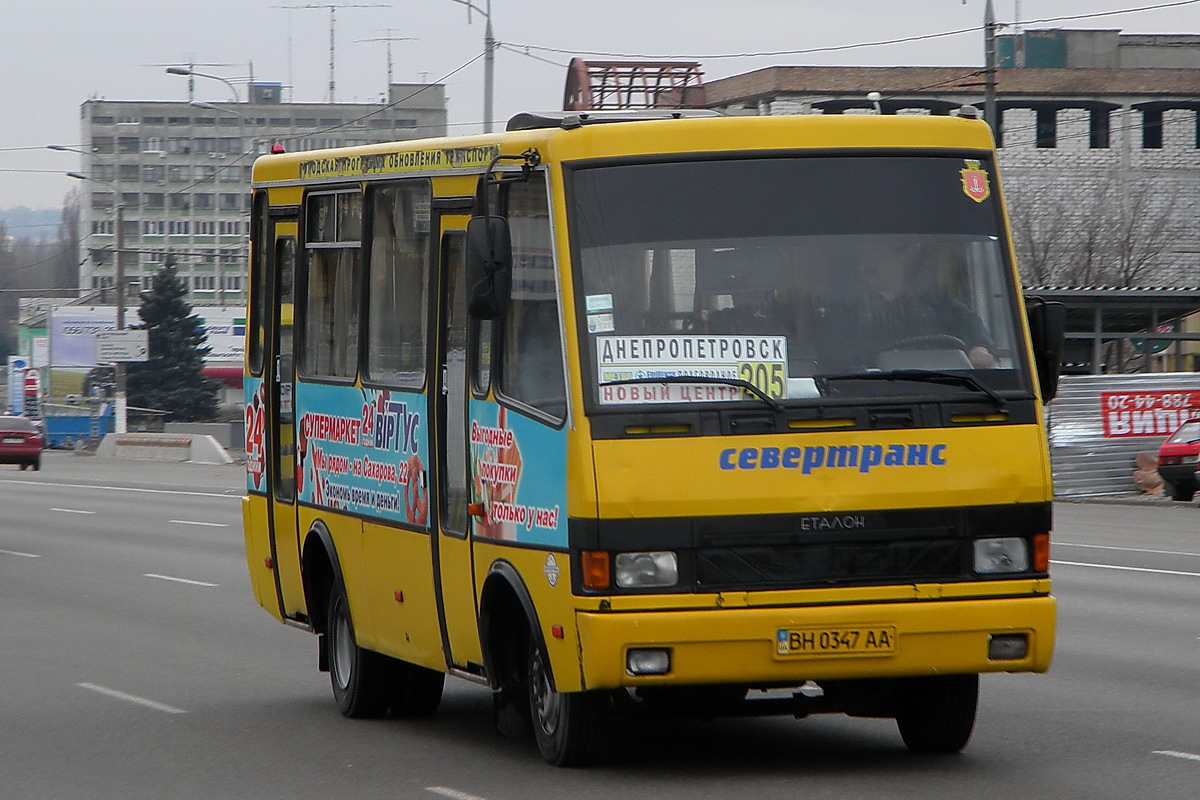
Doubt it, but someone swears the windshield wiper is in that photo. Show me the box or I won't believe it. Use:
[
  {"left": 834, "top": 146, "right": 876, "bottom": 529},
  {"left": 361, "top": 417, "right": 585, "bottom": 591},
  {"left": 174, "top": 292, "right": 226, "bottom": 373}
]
[
  {"left": 817, "top": 369, "right": 1007, "bottom": 410},
  {"left": 599, "top": 375, "right": 785, "bottom": 413}
]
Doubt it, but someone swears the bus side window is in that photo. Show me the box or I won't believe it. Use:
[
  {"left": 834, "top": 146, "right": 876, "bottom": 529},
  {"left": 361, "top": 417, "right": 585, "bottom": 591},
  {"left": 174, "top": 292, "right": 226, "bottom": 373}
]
[
  {"left": 498, "top": 180, "right": 565, "bottom": 421},
  {"left": 366, "top": 181, "right": 431, "bottom": 387},
  {"left": 248, "top": 191, "right": 269, "bottom": 376},
  {"left": 301, "top": 191, "right": 362, "bottom": 380},
  {"left": 472, "top": 318, "right": 492, "bottom": 397}
]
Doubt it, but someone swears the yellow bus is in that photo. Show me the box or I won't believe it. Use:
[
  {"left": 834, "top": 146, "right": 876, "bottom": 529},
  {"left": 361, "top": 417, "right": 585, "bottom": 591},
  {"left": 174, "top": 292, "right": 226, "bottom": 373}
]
[{"left": 242, "top": 109, "right": 1065, "bottom": 765}]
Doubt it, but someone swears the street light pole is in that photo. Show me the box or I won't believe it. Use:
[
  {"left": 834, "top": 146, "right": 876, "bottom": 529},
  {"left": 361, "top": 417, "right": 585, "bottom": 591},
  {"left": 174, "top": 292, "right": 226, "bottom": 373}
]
[
  {"left": 113, "top": 201, "right": 127, "bottom": 434},
  {"left": 984, "top": 0, "right": 998, "bottom": 133},
  {"left": 66, "top": 170, "right": 128, "bottom": 434},
  {"left": 166, "top": 66, "right": 241, "bottom": 103},
  {"left": 190, "top": 100, "right": 264, "bottom": 308},
  {"left": 450, "top": 0, "right": 495, "bottom": 133}
]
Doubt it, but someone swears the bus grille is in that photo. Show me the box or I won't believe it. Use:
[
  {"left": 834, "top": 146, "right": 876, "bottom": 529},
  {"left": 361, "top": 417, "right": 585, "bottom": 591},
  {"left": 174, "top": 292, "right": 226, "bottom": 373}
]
[{"left": 694, "top": 539, "right": 963, "bottom": 590}]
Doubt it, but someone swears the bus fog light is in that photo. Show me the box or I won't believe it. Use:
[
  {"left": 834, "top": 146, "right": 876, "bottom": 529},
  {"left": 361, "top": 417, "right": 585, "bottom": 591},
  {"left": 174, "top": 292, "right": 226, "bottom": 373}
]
[
  {"left": 988, "top": 633, "right": 1028, "bottom": 660},
  {"left": 974, "top": 537, "right": 1029, "bottom": 574},
  {"left": 615, "top": 551, "right": 678, "bottom": 588},
  {"left": 627, "top": 648, "right": 671, "bottom": 676}
]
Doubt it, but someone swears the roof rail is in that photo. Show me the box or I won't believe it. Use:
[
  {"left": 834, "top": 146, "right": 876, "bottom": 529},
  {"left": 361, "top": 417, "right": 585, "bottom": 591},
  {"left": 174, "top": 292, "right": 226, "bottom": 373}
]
[{"left": 506, "top": 109, "right": 722, "bottom": 132}]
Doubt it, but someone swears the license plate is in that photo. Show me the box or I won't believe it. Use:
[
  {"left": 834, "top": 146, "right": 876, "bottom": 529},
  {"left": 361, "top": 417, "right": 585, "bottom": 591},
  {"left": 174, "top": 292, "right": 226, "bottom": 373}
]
[
  {"left": 775, "top": 626, "right": 897, "bottom": 657},
  {"left": 2, "top": 437, "right": 23, "bottom": 444}
]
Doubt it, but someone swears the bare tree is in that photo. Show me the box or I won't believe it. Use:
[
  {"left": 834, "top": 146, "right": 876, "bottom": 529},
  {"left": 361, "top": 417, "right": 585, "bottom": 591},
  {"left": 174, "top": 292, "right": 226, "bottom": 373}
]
[
  {"left": 1009, "top": 177, "right": 1183, "bottom": 288},
  {"left": 1008, "top": 192, "right": 1074, "bottom": 285},
  {"left": 1108, "top": 185, "right": 1183, "bottom": 286}
]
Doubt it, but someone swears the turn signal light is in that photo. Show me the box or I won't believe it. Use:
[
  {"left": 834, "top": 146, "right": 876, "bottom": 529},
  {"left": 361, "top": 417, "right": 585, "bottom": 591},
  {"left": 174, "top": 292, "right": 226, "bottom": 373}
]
[
  {"left": 1033, "top": 533, "right": 1050, "bottom": 572},
  {"left": 581, "top": 551, "right": 611, "bottom": 591}
]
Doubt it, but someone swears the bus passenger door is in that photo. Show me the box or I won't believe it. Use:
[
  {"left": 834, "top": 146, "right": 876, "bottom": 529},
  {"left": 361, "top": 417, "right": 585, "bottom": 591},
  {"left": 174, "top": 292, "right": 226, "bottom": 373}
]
[
  {"left": 434, "top": 228, "right": 483, "bottom": 671},
  {"left": 267, "top": 224, "right": 305, "bottom": 618}
]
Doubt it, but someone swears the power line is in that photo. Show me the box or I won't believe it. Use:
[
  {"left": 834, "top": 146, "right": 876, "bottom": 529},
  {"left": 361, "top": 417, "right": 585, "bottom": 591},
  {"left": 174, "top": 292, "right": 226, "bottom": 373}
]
[
  {"left": 503, "top": 0, "right": 1200, "bottom": 61},
  {"left": 270, "top": 51, "right": 486, "bottom": 142},
  {"left": 496, "top": 43, "right": 569, "bottom": 69}
]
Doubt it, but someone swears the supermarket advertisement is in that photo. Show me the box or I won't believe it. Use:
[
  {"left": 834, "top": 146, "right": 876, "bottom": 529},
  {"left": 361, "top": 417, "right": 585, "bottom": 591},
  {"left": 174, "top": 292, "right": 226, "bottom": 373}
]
[{"left": 295, "top": 384, "right": 431, "bottom": 527}]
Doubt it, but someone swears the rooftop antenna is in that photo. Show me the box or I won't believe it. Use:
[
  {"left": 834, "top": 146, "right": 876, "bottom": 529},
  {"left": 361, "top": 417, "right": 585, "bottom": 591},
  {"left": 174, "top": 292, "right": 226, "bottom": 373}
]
[
  {"left": 275, "top": 3, "right": 390, "bottom": 102},
  {"left": 356, "top": 29, "right": 416, "bottom": 87}
]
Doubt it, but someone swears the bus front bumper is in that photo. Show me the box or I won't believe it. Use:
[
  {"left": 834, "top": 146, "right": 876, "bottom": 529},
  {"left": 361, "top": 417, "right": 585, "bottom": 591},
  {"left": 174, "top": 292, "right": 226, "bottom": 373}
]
[{"left": 574, "top": 594, "right": 1055, "bottom": 691}]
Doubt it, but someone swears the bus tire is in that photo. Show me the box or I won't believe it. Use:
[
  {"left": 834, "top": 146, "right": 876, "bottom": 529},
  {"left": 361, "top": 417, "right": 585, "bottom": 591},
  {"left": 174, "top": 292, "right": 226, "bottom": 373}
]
[
  {"left": 327, "top": 581, "right": 391, "bottom": 719},
  {"left": 895, "top": 673, "right": 978, "bottom": 754},
  {"left": 389, "top": 662, "right": 445, "bottom": 717},
  {"left": 527, "top": 640, "right": 609, "bottom": 766}
]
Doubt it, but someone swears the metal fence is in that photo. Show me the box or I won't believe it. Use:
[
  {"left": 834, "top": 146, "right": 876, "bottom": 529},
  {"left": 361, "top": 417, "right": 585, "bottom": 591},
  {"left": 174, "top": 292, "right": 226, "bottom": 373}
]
[{"left": 1046, "top": 372, "right": 1200, "bottom": 497}]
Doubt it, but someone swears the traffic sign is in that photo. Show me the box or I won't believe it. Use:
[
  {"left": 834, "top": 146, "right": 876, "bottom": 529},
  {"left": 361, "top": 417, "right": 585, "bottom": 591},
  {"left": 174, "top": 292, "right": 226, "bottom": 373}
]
[{"left": 96, "top": 330, "right": 149, "bottom": 362}]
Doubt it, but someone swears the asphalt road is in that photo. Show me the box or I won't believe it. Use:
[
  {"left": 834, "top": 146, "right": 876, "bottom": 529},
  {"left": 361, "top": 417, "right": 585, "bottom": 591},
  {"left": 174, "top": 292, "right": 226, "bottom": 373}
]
[{"left": 1, "top": 452, "right": 1197, "bottom": 799}]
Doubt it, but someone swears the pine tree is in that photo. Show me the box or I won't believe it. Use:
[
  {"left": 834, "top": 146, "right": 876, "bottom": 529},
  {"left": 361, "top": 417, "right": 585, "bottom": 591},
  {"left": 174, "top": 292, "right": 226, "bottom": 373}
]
[{"left": 126, "top": 264, "right": 220, "bottom": 421}]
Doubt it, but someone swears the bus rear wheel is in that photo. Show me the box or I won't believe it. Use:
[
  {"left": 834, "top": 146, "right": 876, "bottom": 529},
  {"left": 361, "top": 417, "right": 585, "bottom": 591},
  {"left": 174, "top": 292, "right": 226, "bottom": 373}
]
[
  {"left": 528, "top": 640, "right": 609, "bottom": 766},
  {"left": 327, "top": 582, "right": 391, "bottom": 719},
  {"left": 895, "top": 673, "right": 978, "bottom": 754}
]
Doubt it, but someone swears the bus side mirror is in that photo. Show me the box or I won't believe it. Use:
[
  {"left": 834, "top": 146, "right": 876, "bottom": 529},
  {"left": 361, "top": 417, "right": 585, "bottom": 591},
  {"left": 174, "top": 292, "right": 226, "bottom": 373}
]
[
  {"left": 1025, "top": 297, "right": 1066, "bottom": 403},
  {"left": 466, "top": 215, "right": 512, "bottom": 319}
]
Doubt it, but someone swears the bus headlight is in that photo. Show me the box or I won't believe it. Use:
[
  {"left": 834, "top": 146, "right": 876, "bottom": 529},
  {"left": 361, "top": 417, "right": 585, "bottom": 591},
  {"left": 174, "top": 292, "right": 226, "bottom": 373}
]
[
  {"left": 614, "top": 551, "right": 679, "bottom": 588},
  {"left": 974, "top": 537, "right": 1029, "bottom": 574}
]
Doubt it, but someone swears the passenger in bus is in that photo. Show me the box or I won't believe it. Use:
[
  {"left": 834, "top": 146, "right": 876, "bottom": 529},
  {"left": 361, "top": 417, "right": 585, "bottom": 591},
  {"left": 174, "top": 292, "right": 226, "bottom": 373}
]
[
  {"left": 702, "top": 289, "right": 784, "bottom": 335},
  {"left": 816, "top": 243, "right": 996, "bottom": 370}
]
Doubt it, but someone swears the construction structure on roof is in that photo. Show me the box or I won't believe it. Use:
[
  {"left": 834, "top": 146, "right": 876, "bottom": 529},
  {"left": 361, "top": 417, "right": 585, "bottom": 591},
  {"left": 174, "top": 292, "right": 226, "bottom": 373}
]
[{"left": 563, "top": 58, "right": 706, "bottom": 111}]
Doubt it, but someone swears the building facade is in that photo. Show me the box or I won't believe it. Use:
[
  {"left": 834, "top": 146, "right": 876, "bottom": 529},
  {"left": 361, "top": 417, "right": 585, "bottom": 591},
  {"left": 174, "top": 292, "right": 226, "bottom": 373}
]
[
  {"left": 701, "top": 29, "right": 1200, "bottom": 288},
  {"left": 74, "top": 81, "right": 448, "bottom": 306}
]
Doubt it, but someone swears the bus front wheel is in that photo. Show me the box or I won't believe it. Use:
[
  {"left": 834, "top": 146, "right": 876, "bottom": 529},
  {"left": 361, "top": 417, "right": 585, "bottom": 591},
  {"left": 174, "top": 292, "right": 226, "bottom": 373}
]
[
  {"left": 327, "top": 582, "right": 391, "bottom": 719},
  {"left": 895, "top": 673, "right": 978, "bottom": 754},
  {"left": 528, "top": 641, "right": 609, "bottom": 766}
]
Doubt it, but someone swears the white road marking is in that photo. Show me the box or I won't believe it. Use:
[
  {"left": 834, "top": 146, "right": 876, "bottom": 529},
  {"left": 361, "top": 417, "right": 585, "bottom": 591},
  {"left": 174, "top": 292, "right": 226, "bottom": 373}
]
[
  {"left": 50, "top": 507, "right": 95, "bottom": 515},
  {"left": 168, "top": 519, "right": 228, "bottom": 528},
  {"left": 144, "top": 573, "right": 219, "bottom": 587},
  {"left": 0, "top": 548, "right": 40, "bottom": 558},
  {"left": 427, "top": 788, "right": 489, "bottom": 800},
  {"left": 1051, "top": 560, "right": 1200, "bottom": 578},
  {"left": 1056, "top": 541, "right": 1200, "bottom": 559},
  {"left": 76, "top": 683, "right": 187, "bottom": 714},
  {"left": 1153, "top": 750, "right": 1200, "bottom": 763},
  {"left": 0, "top": 478, "right": 238, "bottom": 500}
]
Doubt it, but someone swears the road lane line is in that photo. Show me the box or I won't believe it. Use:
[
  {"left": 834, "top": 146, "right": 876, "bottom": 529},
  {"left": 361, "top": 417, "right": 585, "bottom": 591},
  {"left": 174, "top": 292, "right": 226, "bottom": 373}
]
[
  {"left": 0, "top": 548, "right": 41, "bottom": 558},
  {"left": 50, "top": 507, "right": 95, "bottom": 515},
  {"left": 427, "top": 788, "right": 489, "bottom": 800},
  {"left": 168, "top": 520, "right": 229, "bottom": 528},
  {"left": 1051, "top": 559, "right": 1200, "bottom": 578},
  {"left": 0, "top": 478, "right": 238, "bottom": 500},
  {"left": 76, "top": 683, "right": 187, "bottom": 714},
  {"left": 144, "top": 573, "right": 219, "bottom": 587},
  {"left": 1153, "top": 750, "right": 1200, "bottom": 763},
  {"left": 1056, "top": 542, "right": 1200, "bottom": 559}
]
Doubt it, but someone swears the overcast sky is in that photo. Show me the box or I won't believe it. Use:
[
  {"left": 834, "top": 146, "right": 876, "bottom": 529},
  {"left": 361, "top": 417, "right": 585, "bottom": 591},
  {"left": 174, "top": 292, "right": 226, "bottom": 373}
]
[{"left": 2, "top": 0, "right": 1197, "bottom": 211}]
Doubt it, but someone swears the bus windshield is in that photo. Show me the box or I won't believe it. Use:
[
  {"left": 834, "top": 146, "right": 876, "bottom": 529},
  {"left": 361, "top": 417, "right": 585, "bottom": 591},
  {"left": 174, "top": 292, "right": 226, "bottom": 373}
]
[{"left": 569, "top": 155, "right": 1030, "bottom": 408}]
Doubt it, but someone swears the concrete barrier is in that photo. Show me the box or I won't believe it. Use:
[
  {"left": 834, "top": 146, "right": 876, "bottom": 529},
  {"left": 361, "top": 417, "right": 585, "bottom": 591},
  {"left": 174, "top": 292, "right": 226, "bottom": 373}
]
[
  {"left": 96, "top": 433, "right": 233, "bottom": 464},
  {"left": 164, "top": 421, "right": 245, "bottom": 451}
]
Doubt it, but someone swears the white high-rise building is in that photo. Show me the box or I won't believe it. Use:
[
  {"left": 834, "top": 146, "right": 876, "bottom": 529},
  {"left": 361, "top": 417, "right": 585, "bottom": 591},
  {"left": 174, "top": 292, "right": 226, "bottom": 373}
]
[{"left": 74, "top": 81, "right": 448, "bottom": 306}]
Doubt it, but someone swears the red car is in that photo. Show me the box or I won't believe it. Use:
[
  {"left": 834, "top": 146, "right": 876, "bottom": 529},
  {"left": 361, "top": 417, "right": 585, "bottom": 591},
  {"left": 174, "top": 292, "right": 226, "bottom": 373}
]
[
  {"left": 1157, "top": 419, "right": 1200, "bottom": 501},
  {"left": 0, "top": 416, "right": 43, "bottom": 471}
]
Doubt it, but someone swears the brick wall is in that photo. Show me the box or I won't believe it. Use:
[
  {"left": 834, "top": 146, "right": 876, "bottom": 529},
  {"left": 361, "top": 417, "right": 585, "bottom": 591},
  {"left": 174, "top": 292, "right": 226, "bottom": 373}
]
[{"left": 999, "top": 105, "right": 1200, "bottom": 286}]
